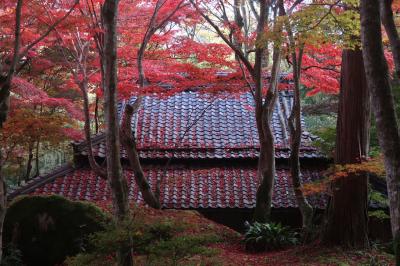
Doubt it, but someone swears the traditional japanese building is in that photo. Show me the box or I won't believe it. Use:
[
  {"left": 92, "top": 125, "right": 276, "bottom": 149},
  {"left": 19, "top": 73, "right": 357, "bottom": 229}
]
[{"left": 10, "top": 90, "right": 329, "bottom": 230}]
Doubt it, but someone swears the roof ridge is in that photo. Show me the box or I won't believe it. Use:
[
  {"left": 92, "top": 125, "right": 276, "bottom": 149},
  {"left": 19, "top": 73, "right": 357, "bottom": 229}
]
[{"left": 132, "top": 146, "right": 317, "bottom": 151}]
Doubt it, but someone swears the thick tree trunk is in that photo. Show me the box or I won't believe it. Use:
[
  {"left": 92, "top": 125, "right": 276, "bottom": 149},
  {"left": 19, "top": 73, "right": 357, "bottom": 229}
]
[
  {"left": 102, "top": 0, "right": 132, "bottom": 265},
  {"left": 380, "top": 0, "right": 400, "bottom": 80},
  {"left": 254, "top": 38, "right": 282, "bottom": 222},
  {"left": 360, "top": 1, "right": 400, "bottom": 263},
  {"left": 254, "top": 113, "right": 277, "bottom": 223},
  {"left": 254, "top": 91, "right": 277, "bottom": 222},
  {"left": 253, "top": 0, "right": 272, "bottom": 223},
  {"left": 323, "top": 49, "right": 370, "bottom": 248},
  {"left": 253, "top": 1, "right": 283, "bottom": 223},
  {"left": 120, "top": 101, "right": 160, "bottom": 209}
]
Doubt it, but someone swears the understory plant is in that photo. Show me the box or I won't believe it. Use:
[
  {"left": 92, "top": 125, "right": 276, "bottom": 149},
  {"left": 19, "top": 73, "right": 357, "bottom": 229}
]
[
  {"left": 66, "top": 216, "right": 222, "bottom": 266},
  {"left": 1, "top": 245, "right": 23, "bottom": 266},
  {"left": 243, "top": 222, "right": 299, "bottom": 252}
]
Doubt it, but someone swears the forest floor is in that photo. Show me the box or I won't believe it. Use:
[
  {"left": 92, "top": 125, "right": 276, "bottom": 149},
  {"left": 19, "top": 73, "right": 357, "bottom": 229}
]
[{"left": 136, "top": 208, "right": 395, "bottom": 266}]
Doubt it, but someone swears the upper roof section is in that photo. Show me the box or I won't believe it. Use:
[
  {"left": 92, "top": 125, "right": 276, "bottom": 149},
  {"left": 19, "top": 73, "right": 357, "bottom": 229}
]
[{"left": 75, "top": 91, "right": 322, "bottom": 160}]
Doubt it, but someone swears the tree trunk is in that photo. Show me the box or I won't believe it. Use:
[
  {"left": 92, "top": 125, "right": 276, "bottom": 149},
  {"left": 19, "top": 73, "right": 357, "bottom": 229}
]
[
  {"left": 253, "top": 0, "right": 283, "bottom": 223},
  {"left": 120, "top": 101, "right": 160, "bottom": 209},
  {"left": 0, "top": 0, "right": 22, "bottom": 262},
  {"left": 254, "top": 105, "right": 277, "bottom": 222},
  {"left": 25, "top": 141, "right": 34, "bottom": 181},
  {"left": 279, "top": 0, "right": 314, "bottom": 232},
  {"left": 136, "top": 0, "right": 164, "bottom": 87},
  {"left": 323, "top": 49, "right": 370, "bottom": 248},
  {"left": 189, "top": 0, "right": 281, "bottom": 223},
  {"left": 233, "top": 0, "right": 244, "bottom": 54},
  {"left": 261, "top": 5, "right": 269, "bottom": 68},
  {"left": 380, "top": 0, "right": 400, "bottom": 80},
  {"left": 288, "top": 47, "right": 314, "bottom": 233},
  {"left": 0, "top": 0, "right": 21, "bottom": 127},
  {"left": 360, "top": 1, "right": 400, "bottom": 263},
  {"left": 94, "top": 95, "right": 100, "bottom": 134},
  {"left": 254, "top": 113, "right": 277, "bottom": 223},
  {"left": 132, "top": 0, "right": 183, "bottom": 206},
  {"left": 0, "top": 83, "right": 11, "bottom": 129},
  {"left": 1, "top": 0, "right": 76, "bottom": 127},
  {"left": 34, "top": 140, "right": 40, "bottom": 177},
  {"left": 81, "top": 80, "right": 107, "bottom": 179},
  {"left": 0, "top": 153, "right": 6, "bottom": 265},
  {"left": 253, "top": 33, "right": 282, "bottom": 222},
  {"left": 102, "top": 0, "right": 132, "bottom": 265}
]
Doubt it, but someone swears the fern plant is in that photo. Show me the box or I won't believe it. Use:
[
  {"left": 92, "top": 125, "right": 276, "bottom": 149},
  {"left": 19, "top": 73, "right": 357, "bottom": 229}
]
[{"left": 243, "top": 222, "right": 299, "bottom": 252}]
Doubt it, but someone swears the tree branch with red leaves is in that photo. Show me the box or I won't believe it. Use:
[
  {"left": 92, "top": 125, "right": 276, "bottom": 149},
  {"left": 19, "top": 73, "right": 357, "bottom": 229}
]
[
  {"left": 0, "top": 0, "right": 79, "bottom": 127},
  {"left": 380, "top": 0, "right": 400, "bottom": 80},
  {"left": 121, "top": 0, "right": 187, "bottom": 209},
  {"left": 57, "top": 32, "right": 107, "bottom": 180},
  {"left": 189, "top": 0, "right": 285, "bottom": 223}
]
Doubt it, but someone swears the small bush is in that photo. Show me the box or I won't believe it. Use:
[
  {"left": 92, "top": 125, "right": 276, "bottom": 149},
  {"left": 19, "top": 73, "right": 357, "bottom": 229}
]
[
  {"left": 243, "top": 222, "right": 299, "bottom": 252},
  {"left": 146, "top": 234, "right": 221, "bottom": 265},
  {"left": 147, "top": 219, "right": 180, "bottom": 241},
  {"left": 3, "top": 195, "right": 109, "bottom": 266}
]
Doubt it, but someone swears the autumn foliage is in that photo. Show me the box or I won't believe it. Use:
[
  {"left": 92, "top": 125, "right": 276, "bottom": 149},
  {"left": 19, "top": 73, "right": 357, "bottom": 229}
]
[{"left": 302, "top": 157, "right": 386, "bottom": 196}]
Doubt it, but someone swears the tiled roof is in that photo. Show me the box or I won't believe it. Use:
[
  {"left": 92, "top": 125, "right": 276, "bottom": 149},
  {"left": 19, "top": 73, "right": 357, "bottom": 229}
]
[
  {"left": 12, "top": 165, "right": 326, "bottom": 209},
  {"left": 75, "top": 91, "right": 322, "bottom": 160}
]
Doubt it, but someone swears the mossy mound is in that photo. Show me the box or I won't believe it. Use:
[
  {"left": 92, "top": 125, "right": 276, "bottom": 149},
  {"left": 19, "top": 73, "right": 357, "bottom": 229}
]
[{"left": 3, "top": 195, "right": 109, "bottom": 266}]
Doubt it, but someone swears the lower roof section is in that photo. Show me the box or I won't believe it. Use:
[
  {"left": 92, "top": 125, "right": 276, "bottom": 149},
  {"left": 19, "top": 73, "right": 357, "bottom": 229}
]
[{"left": 10, "top": 164, "right": 326, "bottom": 209}]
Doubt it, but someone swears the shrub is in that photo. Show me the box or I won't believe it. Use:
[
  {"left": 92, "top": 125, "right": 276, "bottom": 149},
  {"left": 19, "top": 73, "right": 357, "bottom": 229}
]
[
  {"left": 146, "top": 234, "right": 221, "bottom": 265},
  {"left": 1, "top": 245, "right": 23, "bottom": 266},
  {"left": 243, "top": 222, "right": 299, "bottom": 252},
  {"left": 3, "top": 195, "right": 109, "bottom": 266},
  {"left": 66, "top": 217, "right": 221, "bottom": 266}
]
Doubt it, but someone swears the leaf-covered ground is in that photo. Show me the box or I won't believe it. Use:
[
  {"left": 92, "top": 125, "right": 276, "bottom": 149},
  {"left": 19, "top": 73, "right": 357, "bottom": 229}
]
[{"left": 136, "top": 208, "right": 394, "bottom": 266}]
